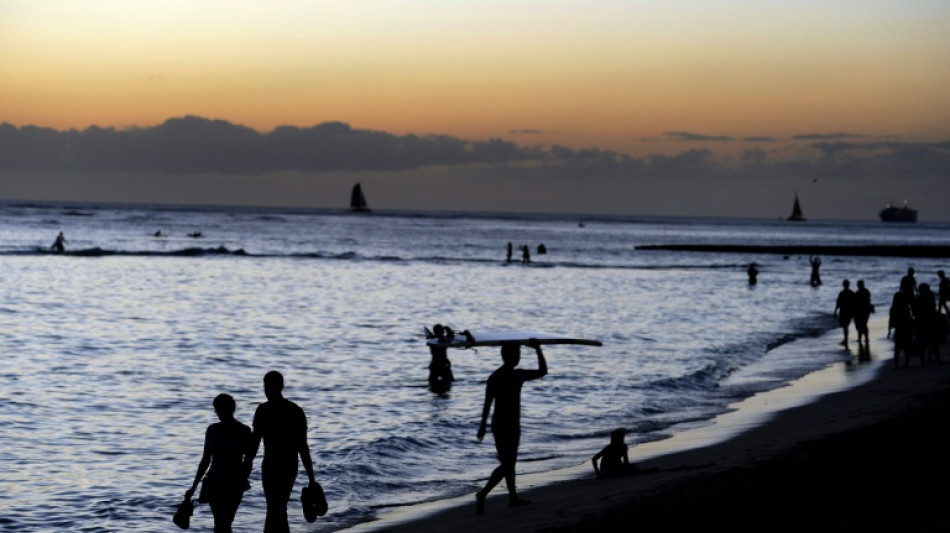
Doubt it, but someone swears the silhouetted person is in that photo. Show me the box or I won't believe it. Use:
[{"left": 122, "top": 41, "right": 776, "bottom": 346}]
[
  {"left": 937, "top": 270, "right": 950, "bottom": 315},
  {"left": 900, "top": 268, "right": 918, "bottom": 300},
  {"left": 521, "top": 245, "right": 530, "bottom": 264},
  {"left": 185, "top": 393, "right": 252, "bottom": 533},
  {"left": 537, "top": 243, "right": 547, "bottom": 255},
  {"left": 747, "top": 263, "right": 758, "bottom": 285},
  {"left": 888, "top": 291, "right": 915, "bottom": 369},
  {"left": 246, "top": 371, "right": 318, "bottom": 533},
  {"left": 50, "top": 231, "right": 66, "bottom": 252},
  {"left": 809, "top": 255, "right": 822, "bottom": 286},
  {"left": 428, "top": 324, "right": 455, "bottom": 392},
  {"left": 853, "top": 280, "right": 873, "bottom": 356},
  {"left": 506, "top": 242, "right": 513, "bottom": 263},
  {"left": 913, "top": 283, "right": 941, "bottom": 364},
  {"left": 592, "top": 428, "right": 639, "bottom": 478},
  {"left": 475, "top": 340, "right": 547, "bottom": 514},
  {"left": 834, "top": 279, "right": 855, "bottom": 347}
]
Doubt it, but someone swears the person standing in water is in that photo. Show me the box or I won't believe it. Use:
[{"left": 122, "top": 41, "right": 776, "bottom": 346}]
[
  {"left": 809, "top": 255, "right": 822, "bottom": 286},
  {"left": 185, "top": 393, "right": 252, "bottom": 533},
  {"left": 475, "top": 339, "right": 547, "bottom": 514},
  {"left": 834, "top": 279, "right": 856, "bottom": 348},
  {"left": 427, "top": 324, "right": 455, "bottom": 392},
  {"left": 246, "top": 371, "right": 318, "bottom": 533},
  {"left": 747, "top": 263, "right": 759, "bottom": 285},
  {"left": 51, "top": 231, "right": 67, "bottom": 252}
]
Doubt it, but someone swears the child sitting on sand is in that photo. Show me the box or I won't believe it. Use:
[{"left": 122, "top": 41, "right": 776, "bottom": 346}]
[{"left": 592, "top": 428, "right": 639, "bottom": 477}]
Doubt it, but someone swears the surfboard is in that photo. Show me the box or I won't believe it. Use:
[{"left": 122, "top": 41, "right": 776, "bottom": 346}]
[{"left": 426, "top": 329, "right": 602, "bottom": 349}]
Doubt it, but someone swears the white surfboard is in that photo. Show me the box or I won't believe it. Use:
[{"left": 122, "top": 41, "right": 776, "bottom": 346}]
[{"left": 426, "top": 329, "right": 602, "bottom": 349}]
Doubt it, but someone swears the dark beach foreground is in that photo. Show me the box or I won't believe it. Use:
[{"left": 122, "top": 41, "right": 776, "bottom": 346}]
[{"left": 343, "top": 328, "right": 950, "bottom": 533}]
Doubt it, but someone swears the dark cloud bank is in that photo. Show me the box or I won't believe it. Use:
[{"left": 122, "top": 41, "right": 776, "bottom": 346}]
[{"left": 1, "top": 116, "right": 947, "bottom": 219}]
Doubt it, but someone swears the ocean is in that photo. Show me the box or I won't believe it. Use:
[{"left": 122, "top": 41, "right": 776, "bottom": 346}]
[{"left": 1, "top": 202, "right": 948, "bottom": 532}]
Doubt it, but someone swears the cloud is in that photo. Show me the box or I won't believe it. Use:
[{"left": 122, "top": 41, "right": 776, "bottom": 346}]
[
  {"left": 742, "top": 136, "right": 779, "bottom": 142},
  {"left": 665, "top": 131, "right": 734, "bottom": 142},
  {"left": 0, "top": 116, "right": 547, "bottom": 174},
  {"left": 508, "top": 129, "right": 544, "bottom": 135},
  {"left": 792, "top": 133, "right": 865, "bottom": 140}
]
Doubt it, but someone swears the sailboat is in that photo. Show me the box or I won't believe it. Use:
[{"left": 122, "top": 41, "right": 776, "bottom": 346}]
[
  {"left": 350, "top": 182, "right": 371, "bottom": 213},
  {"left": 787, "top": 193, "right": 805, "bottom": 221}
]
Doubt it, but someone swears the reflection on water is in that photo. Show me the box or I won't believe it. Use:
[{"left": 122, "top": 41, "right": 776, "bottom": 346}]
[{"left": 1, "top": 205, "right": 949, "bottom": 530}]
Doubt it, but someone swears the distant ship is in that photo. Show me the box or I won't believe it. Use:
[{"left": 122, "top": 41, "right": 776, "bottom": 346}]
[
  {"left": 350, "top": 182, "right": 371, "bottom": 213},
  {"left": 787, "top": 193, "right": 805, "bottom": 221},
  {"left": 879, "top": 201, "right": 917, "bottom": 223}
]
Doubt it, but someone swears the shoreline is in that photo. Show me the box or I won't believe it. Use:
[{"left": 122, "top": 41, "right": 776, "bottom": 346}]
[{"left": 339, "top": 321, "right": 950, "bottom": 532}]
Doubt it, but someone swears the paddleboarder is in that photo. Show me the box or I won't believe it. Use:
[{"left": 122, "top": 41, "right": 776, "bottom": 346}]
[{"left": 475, "top": 339, "right": 547, "bottom": 513}]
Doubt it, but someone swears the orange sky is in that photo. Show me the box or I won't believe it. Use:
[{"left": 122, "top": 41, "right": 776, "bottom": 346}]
[{"left": 3, "top": 1, "right": 949, "bottom": 154}]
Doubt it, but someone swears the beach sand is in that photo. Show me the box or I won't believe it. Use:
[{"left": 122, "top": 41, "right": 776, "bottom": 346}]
[{"left": 342, "top": 323, "right": 950, "bottom": 533}]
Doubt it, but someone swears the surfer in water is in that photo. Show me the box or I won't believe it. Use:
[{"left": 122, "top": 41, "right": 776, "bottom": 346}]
[
  {"left": 475, "top": 339, "right": 547, "bottom": 514},
  {"left": 51, "top": 231, "right": 67, "bottom": 252},
  {"left": 427, "top": 324, "right": 455, "bottom": 392}
]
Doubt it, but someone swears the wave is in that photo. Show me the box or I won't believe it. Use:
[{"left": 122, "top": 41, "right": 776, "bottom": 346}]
[{"left": 0, "top": 246, "right": 755, "bottom": 272}]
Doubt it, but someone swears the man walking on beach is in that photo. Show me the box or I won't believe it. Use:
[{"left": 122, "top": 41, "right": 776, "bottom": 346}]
[
  {"left": 476, "top": 339, "right": 547, "bottom": 514},
  {"left": 246, "top": 371, "right": 318, "bottom": 533},
  {"left": 834, "top": 279, "right": 856, "bottom": 348}
]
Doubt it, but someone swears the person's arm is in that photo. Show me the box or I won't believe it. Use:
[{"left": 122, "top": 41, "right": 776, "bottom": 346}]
[
  {"left": 186, "top": 427, "right": 213, "bottom": 499},
  {"left": 244, "top": 411, "right": 262, "bottom": 481},
  {"left": 525, "top": 339, "right": 547, "bottom": 380},
  {"left": 591, "top": 449, "right": 603, "bottom": 475},
  {"left": 477, "top": 382, "right": 493, "bottom": 442}
]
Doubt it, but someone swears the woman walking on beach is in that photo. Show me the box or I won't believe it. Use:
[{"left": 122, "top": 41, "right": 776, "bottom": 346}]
[
  {"left": 475, "top": 340, "right": 547, "bottom": 514},
  {"left": 184, "top": 393, "right": 252, "bottom": 533}
]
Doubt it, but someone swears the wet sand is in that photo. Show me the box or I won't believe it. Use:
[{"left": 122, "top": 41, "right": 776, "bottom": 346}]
[{"left": 341, "top": 325, "right": 950, "bottom": 533}]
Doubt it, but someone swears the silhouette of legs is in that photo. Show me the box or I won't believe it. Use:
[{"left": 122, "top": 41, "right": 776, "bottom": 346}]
[
  {"left": 476, "top": 428, "right": 528, "bottom": 513},
  {"left": 262, "top": 463, "right": 297, "bottom": 533},
  {"left": 209, "top": 492, "right": 243, "bottom": 533}
]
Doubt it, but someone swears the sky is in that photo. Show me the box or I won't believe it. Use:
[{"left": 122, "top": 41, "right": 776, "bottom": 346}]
[{"left": 2, "top": 1, "right": 949, "bottom": 220}]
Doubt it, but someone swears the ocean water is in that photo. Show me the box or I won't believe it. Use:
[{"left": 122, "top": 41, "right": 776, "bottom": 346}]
[{"left": 1, "top": 202, "right": 948, "bottom": 532}]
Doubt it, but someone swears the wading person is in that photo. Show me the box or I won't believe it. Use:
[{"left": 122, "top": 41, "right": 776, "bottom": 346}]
[
  {"left": 184, "top": 393, "right": 252, "bottom": 533},
  {"left": 246, "top": 371, "right": 318, "bottom": 533},
  {"left": 475, "top": 339, "right": 547, "bottom": 514}
]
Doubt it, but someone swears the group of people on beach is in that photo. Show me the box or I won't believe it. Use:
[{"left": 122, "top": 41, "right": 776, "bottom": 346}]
[
  {"left": 178, "top": 371, "right": 321, "bottom": 532},
  {"left": 833, "top": 267, "right": 950, "bottom": 368},
  {"left": 886, "top": 268, "right": 950, "bottom": 368}
]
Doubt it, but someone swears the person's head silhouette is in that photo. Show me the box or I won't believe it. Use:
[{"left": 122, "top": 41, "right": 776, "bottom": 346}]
[
  {"left": 213, "top": 393, "right": 236, "bottom": 422},
  {"left": 264, "top": 371, "right": 284, "bottom": 401},
  {"left": 501, "top": 344, "right": 521, "bottom": 367}
]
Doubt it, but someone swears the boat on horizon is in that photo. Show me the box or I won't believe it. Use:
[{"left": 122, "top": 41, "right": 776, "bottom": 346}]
[
  {"left": 879, "top": 201, "right": 917, "bottom": 223},
  {"left": 787, "top": 193, "right": 805, "bottom": 221},
  {"left": 350, "top": 183, "right": 371, "bottom": 213}
]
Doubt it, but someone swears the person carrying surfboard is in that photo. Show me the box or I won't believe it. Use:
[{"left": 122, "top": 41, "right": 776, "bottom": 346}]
[{"left": 475, "top": 339, "right": 547, "bottom": 514}]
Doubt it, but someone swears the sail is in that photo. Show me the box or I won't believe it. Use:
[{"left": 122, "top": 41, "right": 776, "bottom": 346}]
[
  {"left": 787, "top": 193, "right": 805, "bottom": 221},
  {"left": 350, "top": 183, "right": 370, "bottom": 212}
]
